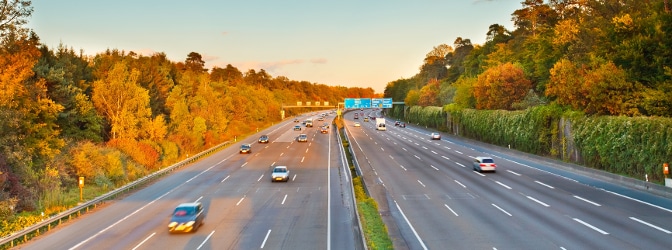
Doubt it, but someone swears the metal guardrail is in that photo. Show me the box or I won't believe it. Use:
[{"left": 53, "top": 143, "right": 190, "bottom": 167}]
[{"left": 0, "top": 140, "right": 232, "bottom": 249}]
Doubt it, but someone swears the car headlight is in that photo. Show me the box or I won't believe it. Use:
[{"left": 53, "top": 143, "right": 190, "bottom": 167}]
[
  {"left": 168, "top": 222, "right": 177, "bottom": 228},
  {"left": 186, "top": 221, "right": 195, "bottom": 227}
]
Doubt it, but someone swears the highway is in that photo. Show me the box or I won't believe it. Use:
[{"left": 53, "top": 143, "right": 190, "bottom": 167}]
[
  {"left": 22, "top": 113, "right": 360, "bottom": 250},
  {"left": 347, "top": 110, "right": 672, "bottom": 250}
]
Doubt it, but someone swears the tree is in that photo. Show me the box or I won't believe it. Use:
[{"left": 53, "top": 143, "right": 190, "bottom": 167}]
[
  {"left": 0, "top": 0, "right": 33, "bottom": 37},
  {"left": 473, "top": 63, "right": 532, "bottom": 110},
  {"left": 404, "top": 89, "right": 420, "bottom": 106},
  {"left": 184, "top": 52, "right": 206, "bottom": 72},
  {"left": 417, "top": 79, "right": 441, "bottom": 107},
  {"left": 92, "top": 62, "right": 152, "bottom": 140}
]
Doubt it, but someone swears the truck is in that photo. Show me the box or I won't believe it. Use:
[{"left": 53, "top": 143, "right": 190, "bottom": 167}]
[{"left": 376, "top": 117, "right": 386, "bottom": 131}]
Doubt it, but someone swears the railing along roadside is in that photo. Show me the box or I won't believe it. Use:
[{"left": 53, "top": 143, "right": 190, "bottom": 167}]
[
  {"left": 0, "top": 140, "right": 232, "bottom": 249},
  {"left": 337, "top": 120, "right": 368, "bottom": 250}
]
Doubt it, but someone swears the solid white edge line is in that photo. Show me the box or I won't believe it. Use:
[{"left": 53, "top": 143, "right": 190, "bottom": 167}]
[
  {"left": 604, "top": 190, "right": 672, "bottom": 213},
  {"left": 131, "top": 232, "right": 155, "bottom": 250},
  {"left": 196, "top": 231, "right": 215, "bottom": 250},
  {"left": 573, "top": 218, "right": 609, "bottom": 235},
  {"left": 394, "top": 200, "right": 428, "bottom": 250},
  {"left": 630, "top": 217, "right": 672, "bottom": 234}
]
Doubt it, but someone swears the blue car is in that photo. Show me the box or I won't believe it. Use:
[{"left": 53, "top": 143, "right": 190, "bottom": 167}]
[{"left": 168, "top": 202, "right": 204, "bottom": 233}]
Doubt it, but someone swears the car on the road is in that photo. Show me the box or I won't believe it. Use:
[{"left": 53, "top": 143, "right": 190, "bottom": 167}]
[
  {"left": 294, "top": 125, "right": 301, "bottom": 131},
  {"left": 318, "top": 117, "right": 324, "bottom": 121},
  {"left": 239, "top": 144, "right": 251, "bottom": 154},
  {"left": 271, "top": 166, "right": 290, "bottom": 182},
  {"left": 400, "top": 122, "right": 406, "bottom": 128},
  {"left": 168, "top": 202, "right": 204, "bottom": 233},
  {"left": 473, "top": 157, "right": 497, "bottom": 172},
  {"left": 320, "top": 126, "right": 328, "bottom": 133},
  {"left": 395, "top": 120, "right": 400, "bottom": 126},
  {"left": 258, "top": 135, "right": 269, "bottom": 143},
  {"left": 294, "top": 118, "right": 300, "bottom": 122},
  {"left": 354, "top": 122, "right": 360, "bottom": 127},
  {"left": 363, "top": 117, "right": 369, "bottom": 122},
  {"left": 431, "top": 132, "right": 441, "bottom": 140},
  {"left": 297, "top": 134, "right": 308, "bottom": 142}
]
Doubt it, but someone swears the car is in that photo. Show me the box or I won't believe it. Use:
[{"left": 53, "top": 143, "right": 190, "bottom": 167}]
[
  {"left": 473, "top": 157, "right": 497, "bottom": 172},
  {"left": 400, "top": 122, "right": 406, "bottom": 128},
  {"left": 320, "top": 126, "right": 328, "bottom": 133},
  {"left": 239, "top": 144, "right": 251, "bottom": 154},
  {"left": 294, "top": 125, "right": 301, "bottom": 131},
  {"left": 294, "top": 118, "right": 300, "bottom": 122},
  {"left": 258, "top": 135, "right": 269, "bottom": 143},
  {"left": 431, "top": 132, "right": 441, "bottom": 140},
  {"left": 271, "top": 166, "right": 290, "bottom": 182},
  {"left": 297, "top": 134, "right": 308, "bottom": 142},
  {"left": 318, "top": 117, "right": 324, "bottom": 121},
  {"left": 395, "top": 120, "right": 400, "bottom": 126},
  {"left": 168, "top": 202, "right": 204, "bottom": 233},
  {"left": 354, "top": 122, "right": 360, "bottom": 127},
  {"left": 363, "top": 117, "right": 369, "bottom": 122}
]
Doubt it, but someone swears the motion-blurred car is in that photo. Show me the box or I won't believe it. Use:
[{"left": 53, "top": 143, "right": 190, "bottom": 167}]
[
  {"left": 294, "top": 118, "right": 300, "bottom": 122},
  {"left": 168, "top": 202, "right": 204, "bottom": 233},
  {"left": 271, "top": 166, "right": 290, "bottom": 182},
  {"left": 294, "top": 125, "right": 301, "bottom": 131},
  {"left": 431, "top": 132, "right": 441, "bottom": 140},
  {"left": 258, "top": 135, "right": 269, "bottom": 143},
  {"left": 354, "top": 122, "right": 360, "bottom": 127},
  {"left": 239, "top": 144, "right": 251, "bottom": 154},
  {"left": 473, "top": 157, "right": 497, "bottom": 172},
  {"left": 395, "top": 120, "right": 400, "bottom": 126},
  {"left": 297, "top": 134, "right": 308, "bottom": 142}
]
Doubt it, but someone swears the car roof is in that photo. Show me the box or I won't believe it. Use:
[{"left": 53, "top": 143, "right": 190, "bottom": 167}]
[
  {"left": 176, "top": 202, "right": 201, "bottom": 208},
  {"left": 274, "top": 166, "right": 287, "bottom": 169},
  {"left": 475, "top": 156, "right": 493, "bottom": 160}
]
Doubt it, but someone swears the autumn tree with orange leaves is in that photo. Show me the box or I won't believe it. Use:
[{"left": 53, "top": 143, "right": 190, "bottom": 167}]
[{"left": 473, "top": 63, "right": 532, "bottom": 110}]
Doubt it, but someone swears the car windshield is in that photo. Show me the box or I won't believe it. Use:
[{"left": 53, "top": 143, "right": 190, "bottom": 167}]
[
  {"left": 274, "top": 168, "right": 286, "bottom": 173},
  {"left": 174, "top": 208, "right": 194, "bottom": 216}
]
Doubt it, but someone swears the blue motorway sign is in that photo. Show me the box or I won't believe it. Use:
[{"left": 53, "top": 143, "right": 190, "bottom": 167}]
[
  {"left": 344, "top": 98, "right": 372, "bottom": 109},
  {"left": 372, "top": 98, "right": 393, "bottom": 108}
]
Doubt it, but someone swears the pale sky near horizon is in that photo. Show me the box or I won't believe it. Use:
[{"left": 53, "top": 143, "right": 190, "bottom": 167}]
[{"left": 27, "top": 0, "right": 522, "bottom": 94}]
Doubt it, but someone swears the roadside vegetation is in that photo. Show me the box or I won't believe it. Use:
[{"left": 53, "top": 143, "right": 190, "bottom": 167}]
[{"left": 385, "top": 1, "right": 672, "bottom": 184}]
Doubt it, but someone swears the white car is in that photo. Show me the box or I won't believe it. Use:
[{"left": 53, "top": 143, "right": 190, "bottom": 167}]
[
  {"left": 271, "top": 166, "right": 290, "bottom": 182},
  {"left": 431, "top": 132, "right": 441, "bottom": 140},
  {"left": 354, "top": 122, "right": 360, "bottom": 127},
  {"left": 473, "top": 157, "right": 496, "bottom": 172}
]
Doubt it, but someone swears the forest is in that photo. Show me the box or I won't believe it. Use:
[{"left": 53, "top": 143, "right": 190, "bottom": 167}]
[
  {"left": 0, "top": 1, "right": 373, "bottom": 227},
  {"left": 385, "top": 0, "right": 671, "bottom": 116}
]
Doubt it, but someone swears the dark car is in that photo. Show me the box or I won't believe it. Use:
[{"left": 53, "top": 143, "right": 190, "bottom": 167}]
[
  {"left": 168, "top": 202, "right": 204, "bottom": 233},
  {"left": 258, "top": 135, "right": 269, "bottom": 143},
  {"left": 395, "top": 120, "right": 400, "bottom": 126},
  {"left": 240, "top": 144, "right": 251, "bottom": 154}
]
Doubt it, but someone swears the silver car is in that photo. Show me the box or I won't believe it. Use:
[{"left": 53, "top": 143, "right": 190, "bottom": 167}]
[
  {"left": 473, "top": 157, "right": 496, "bottom": 172},
  {"left": 431, "top": 132, "right": 441, "bottom": 140},
  {"left": 271, "top": 166, "right": 290, "bottom": 182}
]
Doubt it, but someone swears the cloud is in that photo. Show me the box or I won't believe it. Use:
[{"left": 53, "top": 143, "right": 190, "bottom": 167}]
[
  {"left": 310, "top": 58, "right": 328, "bottom": 64},
  {"left": 216, "top": 58, "right": 327, "bottom": 73}
]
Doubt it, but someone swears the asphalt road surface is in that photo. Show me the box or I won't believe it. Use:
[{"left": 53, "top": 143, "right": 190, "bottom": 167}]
[
  {"left": 347, "top": 110, "right": 672, "bottom": 250},
  {"left": 21, "top": 113, "right": 360, "bottom": 250}
]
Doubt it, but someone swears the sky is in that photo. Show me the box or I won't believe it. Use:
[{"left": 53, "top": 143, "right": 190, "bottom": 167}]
[{"left": 27, "top": 0, "right": 523, "bottom": 93}]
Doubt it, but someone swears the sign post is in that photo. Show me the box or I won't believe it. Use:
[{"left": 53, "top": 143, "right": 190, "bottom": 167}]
[
  {"left": 78, "top": 177, "right": 84, "bottom": 201},
  {"left": 664, "top": 163, "right": 669, "bottom": 178}
]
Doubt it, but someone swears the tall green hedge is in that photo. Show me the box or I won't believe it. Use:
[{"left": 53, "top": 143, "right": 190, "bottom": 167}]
[{"left": 396, "top": 104, "right": 672, "bottom": 184}]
